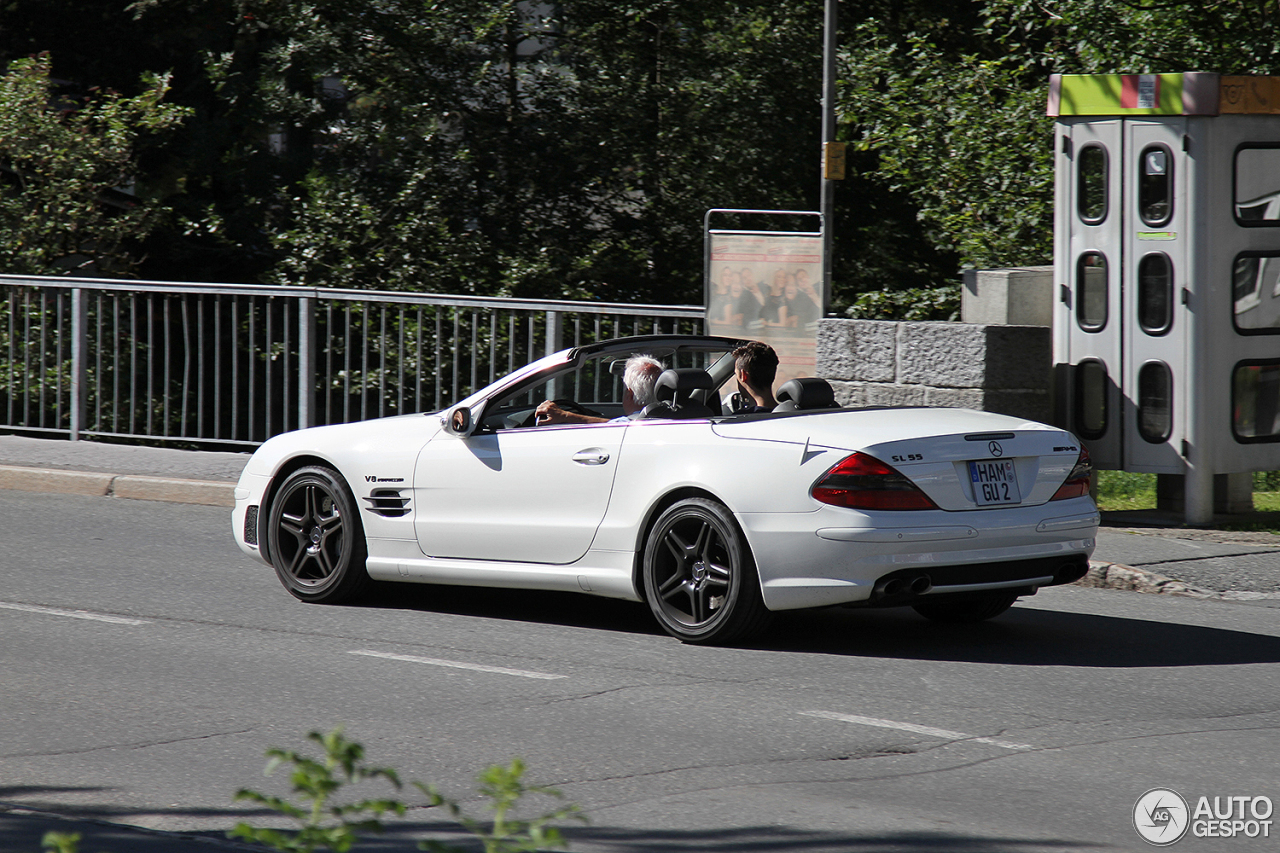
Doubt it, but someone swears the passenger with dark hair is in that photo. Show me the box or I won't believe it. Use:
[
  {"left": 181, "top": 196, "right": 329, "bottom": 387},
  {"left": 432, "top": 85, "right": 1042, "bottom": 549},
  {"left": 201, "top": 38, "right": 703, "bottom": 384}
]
[{"left": 731, "top": 341, "right": 779, "bottom": 412}]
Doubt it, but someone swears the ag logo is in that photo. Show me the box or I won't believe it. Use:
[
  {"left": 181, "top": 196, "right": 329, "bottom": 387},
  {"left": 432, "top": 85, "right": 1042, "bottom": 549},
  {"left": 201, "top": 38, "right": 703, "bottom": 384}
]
[{"left": 1134, "top": 788, "right": 1190, "bottom": 845}]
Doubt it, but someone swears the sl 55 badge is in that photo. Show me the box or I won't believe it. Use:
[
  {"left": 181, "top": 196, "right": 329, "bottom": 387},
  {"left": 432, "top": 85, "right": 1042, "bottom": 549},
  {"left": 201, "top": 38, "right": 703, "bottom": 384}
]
[{"left": 891, "top": 453, "right": 923, "bottom": 463}]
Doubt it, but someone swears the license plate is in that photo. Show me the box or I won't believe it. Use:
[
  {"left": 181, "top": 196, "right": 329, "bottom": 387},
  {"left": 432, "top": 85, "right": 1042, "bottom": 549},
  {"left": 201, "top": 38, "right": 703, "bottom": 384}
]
[{"left": 968, "top": 459, "right": 1021, "bottom": 506}]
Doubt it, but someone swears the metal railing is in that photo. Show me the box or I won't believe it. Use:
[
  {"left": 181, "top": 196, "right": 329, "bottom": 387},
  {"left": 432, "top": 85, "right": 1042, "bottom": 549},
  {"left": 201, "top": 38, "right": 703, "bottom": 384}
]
[{"left": 0, "top": 274, "right": 704, "bottom": 447}]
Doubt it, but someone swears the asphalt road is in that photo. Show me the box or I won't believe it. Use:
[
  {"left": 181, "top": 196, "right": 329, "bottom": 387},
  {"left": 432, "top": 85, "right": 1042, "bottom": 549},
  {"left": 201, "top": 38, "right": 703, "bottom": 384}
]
[{"left": 3, "top": 490, "right": 1280, "bottom": 852}]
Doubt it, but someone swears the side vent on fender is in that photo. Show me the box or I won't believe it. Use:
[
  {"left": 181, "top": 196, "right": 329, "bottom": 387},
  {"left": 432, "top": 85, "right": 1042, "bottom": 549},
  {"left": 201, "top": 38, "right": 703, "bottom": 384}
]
[
  {"left": 244, "top": 505, "right": 259, "bottom": 545},
  {"left": 363, "top": 489, "right": 411, "bottom": 518}
]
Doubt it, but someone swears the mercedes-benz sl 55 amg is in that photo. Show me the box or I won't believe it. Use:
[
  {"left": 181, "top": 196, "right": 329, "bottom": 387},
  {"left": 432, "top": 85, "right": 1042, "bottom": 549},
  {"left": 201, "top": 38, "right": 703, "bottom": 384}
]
[{"left": 232, "top": 335, "right": 1098, "bottom": 644}]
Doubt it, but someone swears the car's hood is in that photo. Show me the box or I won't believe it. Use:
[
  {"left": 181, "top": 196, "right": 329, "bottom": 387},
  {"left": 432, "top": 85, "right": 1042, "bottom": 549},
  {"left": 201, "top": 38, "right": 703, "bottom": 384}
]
[
  {"left": 241, "top": 412, "right": 443, "bottom": 479},
  {"left": 711, "top": 407, "right": 1061, "bottom": 452}
]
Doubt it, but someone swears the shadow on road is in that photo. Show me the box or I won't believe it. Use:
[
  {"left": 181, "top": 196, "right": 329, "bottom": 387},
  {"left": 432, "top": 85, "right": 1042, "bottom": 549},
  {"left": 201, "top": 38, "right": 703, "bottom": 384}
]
[
  {"left": 352, "top": 581, "right": 1280, "bottom": 668},
  {"left": 564, "top": 824, "right": 1109, "bottom": 852},
  {"left": 0, "top": 804, "right": 1114, "bottom": 853},
  {"left": 759, "top": 604, "right": 1280, "bottom": 667},
  {"left": 0, "top": 791, "right": 261, "bottom": 853},
  {"left": 355, "top": 581, "right": 664, "bottom": 637}
]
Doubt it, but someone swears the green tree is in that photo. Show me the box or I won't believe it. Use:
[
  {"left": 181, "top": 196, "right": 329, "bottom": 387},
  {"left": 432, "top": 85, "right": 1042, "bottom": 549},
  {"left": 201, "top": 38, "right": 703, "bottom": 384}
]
[
  {"left": 175, "top": 0, "right": 836, "bottom": 302},
  {"left": 0, "top": 53, "right": 189, "bottom": 275},
  {"left": 840, "top": 0, "right": 1280, "bottom": 291},
  {"left": 0, "top": 0, "right": 970, "bottom": 302},
  {"left": 841, "top": 21, "right": 1054, "bottom": 272},
  {"left": 986, "top": 0, "right": 1280, "bottom": 76},
  {"left": 123, "top": 0, "right": 955, "bottom": 306}
]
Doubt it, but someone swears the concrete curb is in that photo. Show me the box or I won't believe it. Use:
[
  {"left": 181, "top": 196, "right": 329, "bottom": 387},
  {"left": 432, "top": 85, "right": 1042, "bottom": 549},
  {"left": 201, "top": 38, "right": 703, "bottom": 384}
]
[
  {"left": 1076, "top": 560, "right": 1280, "bottom": 601},
  {"left": 0, "top": 464, "right": 234, "bottom": 508}
]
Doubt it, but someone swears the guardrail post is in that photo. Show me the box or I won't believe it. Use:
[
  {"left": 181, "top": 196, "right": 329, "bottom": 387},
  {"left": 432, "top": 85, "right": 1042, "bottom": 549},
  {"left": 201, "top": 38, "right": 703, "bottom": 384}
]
[
  {"left": 545, "top": 310, "right": 562, "bottom": 357},
  {"left": 69, "top": 287, "right": 87, "bottom": 441},
  {"left": 298, "top": 295, "right": 315, "bottom": 429}
]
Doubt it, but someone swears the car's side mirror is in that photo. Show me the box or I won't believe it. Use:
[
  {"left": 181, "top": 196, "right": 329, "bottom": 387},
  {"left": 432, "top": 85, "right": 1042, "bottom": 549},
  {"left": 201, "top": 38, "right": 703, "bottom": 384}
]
[{"left": 444, "top": 405, "right": 473, "bottom": 436}]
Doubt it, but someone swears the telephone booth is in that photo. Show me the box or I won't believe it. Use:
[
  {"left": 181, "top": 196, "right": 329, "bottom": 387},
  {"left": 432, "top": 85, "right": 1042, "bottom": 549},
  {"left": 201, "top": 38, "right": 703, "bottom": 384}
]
[{"left": 1049, "top": 73, "right": 1280, "bottom": 522}]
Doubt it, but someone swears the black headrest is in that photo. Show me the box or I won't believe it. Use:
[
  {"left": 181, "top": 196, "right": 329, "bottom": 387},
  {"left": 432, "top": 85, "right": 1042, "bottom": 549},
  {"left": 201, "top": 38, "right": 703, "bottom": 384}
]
[
  {"left": 773, "top": 377, "right": 838, "bottom": 412},
  {"left": 645, "top": 368, "right": 714, "bottom": 419},
  {"left": 654, "top": 368, "right": 714, "bottom": 403}
]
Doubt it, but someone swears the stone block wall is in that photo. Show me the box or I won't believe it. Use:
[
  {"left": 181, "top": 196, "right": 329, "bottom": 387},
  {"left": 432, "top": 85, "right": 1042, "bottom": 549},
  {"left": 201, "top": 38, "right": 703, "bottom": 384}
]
[
  {"left": 961, "top": 266, "right": 1053, "bottom": 327},
  {"left": 816, "top": 319, "right": 1052, "bottom": 423}
]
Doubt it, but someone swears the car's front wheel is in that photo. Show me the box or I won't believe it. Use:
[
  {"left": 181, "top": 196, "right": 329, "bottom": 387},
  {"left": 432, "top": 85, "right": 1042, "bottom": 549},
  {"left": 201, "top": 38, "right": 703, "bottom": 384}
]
[
  {"left": 911, "top": 592, "right": 1018, "bottom": 623},
  {"left": 642, "top": 497, "right": 771, "bottom": 644},
  {"left": 266, "top": 465, "right": 370, "bottom": 604}
]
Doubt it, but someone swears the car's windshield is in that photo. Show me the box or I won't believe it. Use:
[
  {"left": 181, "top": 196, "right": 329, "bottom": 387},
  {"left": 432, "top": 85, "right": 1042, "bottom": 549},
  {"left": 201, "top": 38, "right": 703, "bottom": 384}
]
[{"left": 478, "top": 345, "right": 737, "bottom": 431}]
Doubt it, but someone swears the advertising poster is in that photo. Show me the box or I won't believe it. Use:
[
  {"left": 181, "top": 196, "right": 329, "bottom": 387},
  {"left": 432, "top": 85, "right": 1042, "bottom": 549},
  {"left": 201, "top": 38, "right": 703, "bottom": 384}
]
[{"left": 705, "top": 232, "right": 825, "bottom": 388}]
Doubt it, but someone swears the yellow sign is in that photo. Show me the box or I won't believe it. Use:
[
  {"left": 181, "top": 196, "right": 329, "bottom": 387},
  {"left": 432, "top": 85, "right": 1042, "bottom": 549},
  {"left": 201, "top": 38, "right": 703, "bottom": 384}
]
[{"left": 823, "top": 142, "right": 846, "bottom": 181}]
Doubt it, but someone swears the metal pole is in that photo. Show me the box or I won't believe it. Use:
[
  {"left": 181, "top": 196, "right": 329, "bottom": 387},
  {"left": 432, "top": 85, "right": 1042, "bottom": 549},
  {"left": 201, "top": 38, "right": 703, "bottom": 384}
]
[
  {"left": 545, "top": 309, "right": 562, "bottom": 358},
  {"left": 298, "top": 295, "right": 314, "bottom": 430},
  {"left": 820, "top": 0, "right": 838, "bottom": 314},
  {"left": 69, "top": 287, "right": 86, "bottom": 440}
]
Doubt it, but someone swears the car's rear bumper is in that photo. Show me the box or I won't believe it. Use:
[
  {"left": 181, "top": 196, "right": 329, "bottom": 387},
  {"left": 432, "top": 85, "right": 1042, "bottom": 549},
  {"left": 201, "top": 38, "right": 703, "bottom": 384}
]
[{"left": 737, "top": 498, "right": 1098, "bottom": 611}]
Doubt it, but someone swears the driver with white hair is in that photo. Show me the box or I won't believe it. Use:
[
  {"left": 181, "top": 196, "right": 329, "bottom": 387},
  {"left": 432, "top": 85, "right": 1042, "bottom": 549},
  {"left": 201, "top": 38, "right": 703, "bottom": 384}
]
[{"left": 535, "top": 354, "right": 663, "bottom": 425}]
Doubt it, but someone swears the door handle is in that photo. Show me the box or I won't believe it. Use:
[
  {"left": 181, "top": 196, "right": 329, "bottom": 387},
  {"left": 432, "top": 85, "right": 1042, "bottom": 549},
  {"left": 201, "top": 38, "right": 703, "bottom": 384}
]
[{"left": 572, "top": 448, "right": 610, "bottom": 466}]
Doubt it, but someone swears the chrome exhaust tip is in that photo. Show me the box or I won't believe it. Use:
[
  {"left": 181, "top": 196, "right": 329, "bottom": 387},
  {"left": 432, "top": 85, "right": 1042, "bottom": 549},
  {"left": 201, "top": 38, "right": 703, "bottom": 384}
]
[
  {"left": 880, "top": 578, "right": 905, "bottom": 598},
  {"left": 909, "top": 574, "right": 933, "bottom": 595}
]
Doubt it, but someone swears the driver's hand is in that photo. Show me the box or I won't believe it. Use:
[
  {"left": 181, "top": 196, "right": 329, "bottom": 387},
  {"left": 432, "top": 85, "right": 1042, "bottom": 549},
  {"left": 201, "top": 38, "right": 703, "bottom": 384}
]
[{"left": 534, "top": 400, "right": 566, "bottom": 425}]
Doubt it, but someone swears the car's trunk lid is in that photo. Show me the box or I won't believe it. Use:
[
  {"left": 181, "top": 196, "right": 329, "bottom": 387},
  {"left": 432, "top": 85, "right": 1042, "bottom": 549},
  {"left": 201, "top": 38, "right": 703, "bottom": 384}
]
[{"left": 713, "top": 408, "right": 1083, "bottom": 510}]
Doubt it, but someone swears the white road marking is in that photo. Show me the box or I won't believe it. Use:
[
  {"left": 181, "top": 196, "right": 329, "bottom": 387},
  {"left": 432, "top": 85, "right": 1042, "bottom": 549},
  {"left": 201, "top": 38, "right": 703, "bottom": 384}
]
[
  {"left": 350, "top": 649, "right": 567, "bottom": 680},
  {"left": 801, "top": 710, "right": 1033, "bottom": 750},
  {"left": 0, "top": 601, "right": 148, "bottom": 626}
]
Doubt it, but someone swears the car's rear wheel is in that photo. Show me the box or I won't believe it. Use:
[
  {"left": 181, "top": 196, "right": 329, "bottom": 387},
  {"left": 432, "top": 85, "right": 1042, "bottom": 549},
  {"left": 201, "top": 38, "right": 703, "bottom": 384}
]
[
  {"left": 911, "top": 592, "right": 1018, "bottom": 623},
  {"left": 642, "top": 497, "right": 771, "bottom": 644},
  {"left": 267, "top": 465, "right": 370, "bottom": 604}
]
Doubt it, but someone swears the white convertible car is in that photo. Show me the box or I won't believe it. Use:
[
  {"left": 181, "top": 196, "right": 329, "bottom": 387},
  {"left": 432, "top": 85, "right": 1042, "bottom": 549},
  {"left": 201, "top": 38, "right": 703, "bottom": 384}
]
[{"left": 232, "top": 334, "right": 1098, "bottom": 644}]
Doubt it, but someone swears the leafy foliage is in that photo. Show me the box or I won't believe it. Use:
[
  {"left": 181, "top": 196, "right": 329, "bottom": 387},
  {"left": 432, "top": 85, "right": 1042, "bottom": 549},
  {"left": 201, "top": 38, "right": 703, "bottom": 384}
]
[
  {"left": 984, "top": 0, "right": 1280, "bottom": 76},
  {"left": 846, "top": 285, "right": 959, "bottom": 321},
  {"left": 842, "top": 23, "right": 1053, "bottom": 271},
  {"left": 418, "top": 758, "right": 585, "bottom": 853},
  {"left": 231, "top": 727, "right": 407, "bottom": 853},
  {"left": 0, "top": 0, "right": 954, "bottom": 305},
  {"left": 840, "top": 0, "right": 1280, "bottom": 281},
  {"left": 39, "top": 832, "right": 84, "bottom": 853},
  {"left": 165, "top": 0, "right": 837, "bottom": 303},
  {"left": 0, "top": 54, "right": 189, "bottom": 276},
  {"left": 13, "top": 0, "right": 1280, "bottom": 311},
  {"left": 229, "top": 727, "right": 583, "bottom": 853}
]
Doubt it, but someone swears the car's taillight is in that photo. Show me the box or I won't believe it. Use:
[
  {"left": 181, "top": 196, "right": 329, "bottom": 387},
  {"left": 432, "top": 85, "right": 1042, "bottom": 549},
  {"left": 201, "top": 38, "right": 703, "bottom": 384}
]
[
  {"left": 1050, "top": 444, "right": 1093, "bottom": 501},
  {"left": 812, "top": 452, "right": 938, "bottom": 511}
]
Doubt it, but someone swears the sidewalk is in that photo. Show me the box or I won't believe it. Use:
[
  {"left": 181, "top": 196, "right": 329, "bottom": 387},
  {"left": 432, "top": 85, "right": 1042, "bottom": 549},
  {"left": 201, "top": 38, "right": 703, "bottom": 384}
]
[
  {"left": 1090, "top": 518, "right": 1280, "bottom": 600},
  {"left": 0, "top": 434, "right": 247, "bottom": 507},
  {"left": 1, "top": 433, "right": 1278, "bottom": 599}
]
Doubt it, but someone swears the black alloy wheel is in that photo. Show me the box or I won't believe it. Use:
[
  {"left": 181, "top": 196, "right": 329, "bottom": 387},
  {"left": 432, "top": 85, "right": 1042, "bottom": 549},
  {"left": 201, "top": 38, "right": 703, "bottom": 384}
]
[
  {"left": 267, "top": 465, "right": 370, "bottom": 604},
  {"left": 642, "top": 497, "right": 771, "bottom": 644},
  {"left": 911, "top": 592, "right": 1019, "bottom": 623}
]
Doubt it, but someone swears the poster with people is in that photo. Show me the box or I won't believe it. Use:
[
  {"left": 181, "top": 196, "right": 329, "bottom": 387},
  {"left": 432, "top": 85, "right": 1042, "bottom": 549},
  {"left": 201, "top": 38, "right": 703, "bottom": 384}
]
[{"left": 705, "top": 232, "right": 825, "bottom": 390}]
